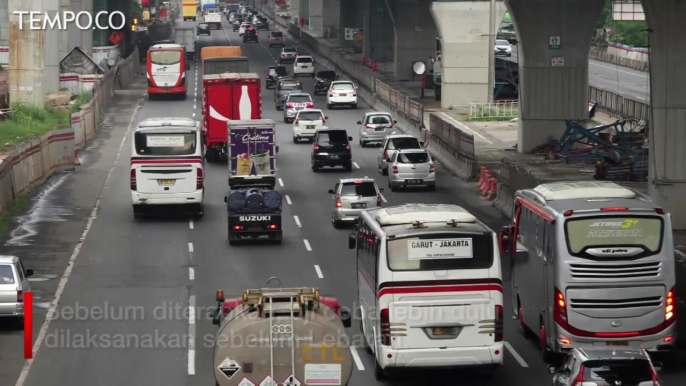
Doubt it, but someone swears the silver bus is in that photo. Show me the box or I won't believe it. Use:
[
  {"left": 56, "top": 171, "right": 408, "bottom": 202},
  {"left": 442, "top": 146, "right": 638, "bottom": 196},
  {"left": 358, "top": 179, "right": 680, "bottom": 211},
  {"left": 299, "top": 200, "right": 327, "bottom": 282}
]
[{"left": 499, "top": 181, "right": 676, "bottom": 362}]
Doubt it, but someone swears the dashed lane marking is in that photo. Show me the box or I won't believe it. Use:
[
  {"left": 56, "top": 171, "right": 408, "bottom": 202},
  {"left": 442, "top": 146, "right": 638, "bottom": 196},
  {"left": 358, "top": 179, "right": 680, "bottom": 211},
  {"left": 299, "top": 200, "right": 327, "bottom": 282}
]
[
  {"left": 294, "top": 215, "right": 302, "bottom": 227},
  {"left": 188, "top": 295, "right": 196, "bottom": 375},
  {"left": 304, "top": 239, "right": 312, "bottom": 251},
  {"left": 188, "top": 242, "right": 194, "bottom": 253},
  {"left": 353, "top": 162, "right": 360, "bottom": 169},
  {"left": 504, "top": 341, "right": 529, "bottom": 368},
  {"left": 189, "top": 267, "right": 195, "bottom": 281},
  {"left": 285, "top": 195, "right": 292, "bottom": 205},
  {"left": 278, "top": 178, "right": 284, "bottom": 187},
  {"left": 314, "top": 265, "right": 323, "bottom": 279},
  {"left": 189, "top": 219, "right": 194, "bottom": 229},
  {"left": 350, "top": 346, "right": 365, "bottom": 371}
]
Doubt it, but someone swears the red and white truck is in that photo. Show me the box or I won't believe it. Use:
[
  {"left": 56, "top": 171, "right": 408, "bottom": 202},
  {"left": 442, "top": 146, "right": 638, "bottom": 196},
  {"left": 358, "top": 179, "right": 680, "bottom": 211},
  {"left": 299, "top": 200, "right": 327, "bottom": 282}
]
[{"left": 202, "top": 73, "right": 262, "bottom": 162}]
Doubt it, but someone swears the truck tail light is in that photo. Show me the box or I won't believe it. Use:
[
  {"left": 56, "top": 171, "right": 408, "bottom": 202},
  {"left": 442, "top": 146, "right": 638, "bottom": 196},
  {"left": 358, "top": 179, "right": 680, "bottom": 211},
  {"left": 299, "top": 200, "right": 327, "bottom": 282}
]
[
  {"left": 130, "top": 169, "right": 137, "bottom": 191},
  {"left": 377, "top": 194, "right": 382, "bottom": 206},
  {"left": 429, "top": 164, "right": 435, "bottom": 173},
  {"left": 571, "top": 365, "right": 585, "bottom": 386},
  {"left": 196, "top": 168, "right": 204, "bottom": 190},
  {"left": 392, "top": 165, "right": 398, "bottom": 174},
  {"left": 268, "top": 224, "right": 278, "bottom": 230},
  {"left": 335, "top": 194, "right": 342, "bottom": 208},
  {"left": 495, "top": 305, "right": 504, "bottom": 342},
  {"left": 233, "top": 225, "right": 243, "bottom": 231},
  {"left": 666, "top": 286, "right": 676, "bottom": 325},
  {"left": 554, "top": 287, "right": 568, "bottom": 330},
  {"left": 17, "top": 290, "right": 23, "bottom": 303},
  {"left": 380, "top": 308, "right": 391, "bottom": 345}
]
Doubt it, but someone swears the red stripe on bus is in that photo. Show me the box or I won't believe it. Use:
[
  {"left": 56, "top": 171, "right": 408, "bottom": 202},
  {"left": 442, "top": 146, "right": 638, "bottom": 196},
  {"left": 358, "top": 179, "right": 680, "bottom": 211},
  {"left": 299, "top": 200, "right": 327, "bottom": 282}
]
[{"left": 378, "top": 284, "right": 502, "bottom": 298}]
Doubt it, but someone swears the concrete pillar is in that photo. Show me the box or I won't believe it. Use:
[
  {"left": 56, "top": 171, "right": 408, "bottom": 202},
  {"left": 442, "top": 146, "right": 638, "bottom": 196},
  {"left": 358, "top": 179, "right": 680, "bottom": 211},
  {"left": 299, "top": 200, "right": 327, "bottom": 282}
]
[
  {"left": 309, "top": 0, "right": 323, "bottom": 35},
  {"left": 505, "top": 0, "right": 603, "bottom": 153},
  {"left": 322, "top": 0, "right": 340, "bottom": 39},
  {"left": 338, "top": 0, "right": 361, "bottom": 48},
  {"left": 82, "top": 0, "right": 93, "bottom": 55},
  {"left": 0, "top": 0, "right": 9, "bottom": 49},
  {"left": 362, "top": 0, "right": 371, "bottom": 56},
  {"left": 9, "top": 0, "right": 47, "bottom": 105},
  {"left": 643, "top": 0, "right": 686, "bottom": 229},
  {"left": 68, "top": 0, "right": 83, "bottom": 52},
  {"left": 60, "top": 0, "right": 70, "bottom": 61},
  {"left": 290, "top": 0, "right": 300, "bottom": 23},
  {"left": 367, "top": 0, "right": 393, "bottom": 62},
  {"left": 45, "top": 0, "right": 60, "bottom": 93},
  {"left": 386, "top": 0, "right": 436, "bottom": 81},
  {"left": 431, "top": 1, "right": 506, "bottom": 109},
  {"left": 301, "top": 0, "right": 310, "bottom": 27}
]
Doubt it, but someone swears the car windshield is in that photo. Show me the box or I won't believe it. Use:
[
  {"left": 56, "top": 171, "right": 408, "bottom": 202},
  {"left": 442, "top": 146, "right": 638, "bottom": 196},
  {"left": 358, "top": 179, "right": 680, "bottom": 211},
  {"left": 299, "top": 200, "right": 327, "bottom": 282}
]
[
  {"left": 367, "top": 115, "right": 391, "bottom": 124},
  {"left": 387, "top": 233, "right": 494, "bottom": 271},
  {"left": 387, "top": 137, "right": 421, "bottom": 150},
  {"left": 279, "top": 81, "right": 302, "bottom": 90},
  {"left": 397, "top": 152, "right": 429, "bottom": 164},
  {"left": 135, "top": 132, "right": 197, "bottom": 156},
  {"left": 317, "top": 131, "right": 348, "bottom": 144},
  {"left": 150, "top": 50, "right": 181, "bottom": 65},
  {"left": 581, "top": 360, "right": 653, "bottom": 385},
  {"left": 271, "top": 32, "right": 283, "bottom": 37},
  {"left": 298, "top": 112, "right": 323, "bottom": 121},
  {"left": 341, "top": 182, "right": 377, "bottom": 197},
  {"left": 317, "top": 71, "right": 336, "bottom": 79},
  {"left": 0, "top": 265, "right": 15, "bottom": 284},
  {"left": 565, "top": 216, "right": 663, "bottom": 255},
  {"left": 288, "top": 95, "right": 311, "bottom": 103},
  {"left": 496, "top": 40, "right": 510, "bottom": 46},
  {"left": 332, "top": 83, "right": 354, "bottom": 90}
]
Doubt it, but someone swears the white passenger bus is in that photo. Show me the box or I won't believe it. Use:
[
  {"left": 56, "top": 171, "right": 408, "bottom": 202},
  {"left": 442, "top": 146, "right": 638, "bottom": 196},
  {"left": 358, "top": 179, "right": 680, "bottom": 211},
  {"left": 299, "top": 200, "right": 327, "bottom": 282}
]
[
  {"left": 499, "top": 181, "right": 676, "bottom": 362},
  {"left": 349, "top": 204, "right": 503, "bottom": 379}
]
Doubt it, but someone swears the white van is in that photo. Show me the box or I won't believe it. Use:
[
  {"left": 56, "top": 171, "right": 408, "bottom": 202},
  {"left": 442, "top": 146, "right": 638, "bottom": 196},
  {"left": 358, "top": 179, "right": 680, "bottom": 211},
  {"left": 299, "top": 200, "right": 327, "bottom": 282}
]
[
  {"left": 349, "top": 204, "right": 503, "bottom": 379},
  {"left": 130, "top": 118, "right": 204, "bottom": 218}
]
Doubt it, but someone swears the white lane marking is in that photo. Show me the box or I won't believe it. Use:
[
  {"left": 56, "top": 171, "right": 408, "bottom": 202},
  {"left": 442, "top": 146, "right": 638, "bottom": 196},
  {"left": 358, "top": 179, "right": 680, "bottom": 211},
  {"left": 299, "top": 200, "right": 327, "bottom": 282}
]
[
  {"left": 189, "top": 296, "right": 196, "bottom": 325},
  {"left": 278, "top": 178, "right": 284, "bottom": 187},
  {"left": 188, "top": 349, "right": 196, "bottom": 375},
  {"left": 189, "top": 219, "right": 194, "bottom": 229},
  {"left": 314, "top": 265, "right": 324, "bottom": 279},
  {"left": 285, "top": 195, "right": 292, "bottom": 205},
  {"left": 353, "top": 162, "right": 360, "bottom": 169},
  {"left": 590, "top": 61, "right": 648, "bottom": 78},
  {"left": 350, "top": 346, "right": 365, "bottom": 371},
  {"left": 439, "top": 112, "right": 493, "bottom": 144},
  {"left": 14, "top": 98, "right": 144, "bottom": 386},
  {"left": 504, "top": 341, "right": 529, "bottom": 368},
  {"left": 189, "top": 267, "right": 195, "bottom": 281},
  {"left": 294, "top": 215, "right": 302, "bottom": 227},
  {"left": 304, "top": 239, "right": 312, "bottom": 251},
  {"left": 364, "top": 176, "right": 369, "bottom": 178},
  {"left": 188, "top": 295, "right": 196, "bottom": 375},
  {"left": 192, "top": 112, "right": 196, "bottom": 117},
  {"left": 188, "top": 242, "right": 194, "bottom": 253},
  {"left": 380, "top": 193, "right": 388, "bottom": 203}
]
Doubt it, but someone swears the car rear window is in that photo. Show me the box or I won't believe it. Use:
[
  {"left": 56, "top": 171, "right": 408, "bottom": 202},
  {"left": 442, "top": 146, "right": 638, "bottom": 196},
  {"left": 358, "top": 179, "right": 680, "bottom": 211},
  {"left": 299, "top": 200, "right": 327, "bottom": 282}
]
[
  {"left": 297, "top": 57, "right": 313, "bottom": 64},
  {"left": 367, "top": 115, "right": 391, "bottom": 124},
  {"left": 135, "top": 132, "right": 197, "bottom": 156},
  {"left": 279, "top": 81, "right": 302, "bottom": 90},
  {"left": 317, "top": 71, "right": 336, "bottom": 79},
  {"left": 332, "top": 83, "right": 354, "bottom": 90},
  {"left": 0, "top": 265, "right": 15, "bottom": 284},
  {"left": 288, "top": 95, "right": 311, "bottom": 103},
  {"left": 317, "top": 131, "right": 348, "bottom": 144},
  {"left": 284, "top": 48, "right": 297, "bottom": 53},
  {"left": 582, "top": 360, "right": 652, "bottom": 385},
  {"left": 387, "top": 137, "right": 420, "bottom": 150},
  {"left": 271, "top": 67, "right": 287, "bottom": 76},
  {"left": 496, "top": 40, "right": 510, "bottom": 46},
  {"left": 397, "top": 152, "right": 429, "bottom": 164},
  {"left": 387, "top": 233, "right": 494, "bottom": 271},
  {"left": 271, "top": 32, "right": 283, "bottom": 37},
  {"left": 341, "top": 182, "right": 377, "bottom": 197},
  {"left": 565, "top": 216, "right": 663, "bottom": 255},
  {"left": 298, "top": 111, "right": 323, "bottom": 121}
]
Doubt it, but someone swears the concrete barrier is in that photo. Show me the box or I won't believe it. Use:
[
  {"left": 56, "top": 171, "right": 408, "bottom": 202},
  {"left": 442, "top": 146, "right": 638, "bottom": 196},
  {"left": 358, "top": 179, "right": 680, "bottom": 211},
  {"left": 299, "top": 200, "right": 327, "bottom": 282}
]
[
  {"left": 71, "top": 112, "right": 84, "bottom": 149},
  {"left": 493, "top": 183, "right": 515, "bottom": 219}
]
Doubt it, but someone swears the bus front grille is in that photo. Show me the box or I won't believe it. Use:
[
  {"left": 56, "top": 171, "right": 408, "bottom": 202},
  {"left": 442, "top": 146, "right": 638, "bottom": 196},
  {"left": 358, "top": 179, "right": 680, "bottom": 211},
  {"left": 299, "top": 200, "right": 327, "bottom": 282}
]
[{"left": 569, "top": 262, "right": 661, "bottom": 280}]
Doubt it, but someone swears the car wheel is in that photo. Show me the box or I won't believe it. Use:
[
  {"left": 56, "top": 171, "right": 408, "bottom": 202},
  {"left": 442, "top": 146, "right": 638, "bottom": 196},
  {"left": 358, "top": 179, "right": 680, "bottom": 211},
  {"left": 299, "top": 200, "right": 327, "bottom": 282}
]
[
  {"left": 359, "top": 139, "right": 364, "bottom": 147},
  {"left": 284, "top": 117, "right": 289, "bottom": 123},
  {"left": 327, "top": 103, "right": 333, "bottom": 109},
  {"left": 312, "top": 162, "right": 320, "bottom": 172},
  {"left": 390, "top": 183, "right": 397, "bottom": 192},
  {"left": 293, "top": 136, "right": 298, "bottom": 143},
  {"left": 428, "top": 184, "right": 436, "bottom": 192},
  {"left": 194, "top": 204, "right": 204, "bottom": 218},
  {"left": 351, "top": 103, "right": 357, "bottom": 109},
  {"left": 133, "top": 205, "right": 145, "bottom": 219},
  {"left": 381, "top": 167, "right": 388, "bottom": 176}
]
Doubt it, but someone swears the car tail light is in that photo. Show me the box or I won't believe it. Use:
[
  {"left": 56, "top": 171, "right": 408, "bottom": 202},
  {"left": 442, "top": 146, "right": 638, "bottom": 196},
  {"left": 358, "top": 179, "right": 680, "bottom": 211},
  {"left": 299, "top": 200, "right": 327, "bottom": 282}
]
[
  {"left": 495, "top": 305, "right": 503, "bottom": 342},
  {"left": 666, "top": 286, "right": 676, "bottom": 325},
  {"left": 17, "top": 290, "right": 23, "bottom": 303},
  {"left": 429, "top": 164, "right": 435, "bottom": 173},
  {"left": 383, "top": 150, "right": 388, "bottom": 160},
  {"left": 306, "top": 102, "right": 313, "bottom": 108},
  {"left": 130, "top": 169, "right": 137, "bottom": 191},
  {"left": 380, "top": 308, "right": 391, "bottom": 345},
  {"left": 564, "top": 210, "right": 574, "bottom": 216},
  {"left": 196, "top": 168, "right": 204, "bottom": 190},
  {"left": 287, "top": 103, "right": 294, "bottom": 108},
  {"left": 335, "top": 194, "right": 342, "bottom": 208},
  {"left": 554, "top": 287, "right": 568, "bottom": 329},
  {"left": 570, "top": 364, "right": 585, "bottom": 386},
  {"left": 345, "top": 143, "right": 351, "bottom": 151},
  {"left": 322, "top": 117, "right": 326, "bottom": 124},
  {"left": 314, "top": 143, "right": 320, "bottom": 152},
  {"left": 282, "top": 38, "right": 286, "bottom": 42},
  {"left": 656, "top": 208, "right": 665, "bottom": 214},
  {"left": 390, "top": 121, "right": 395, "bottom": 128},
  {"left": 280, "top": 53, "right": 284, "bottom": 58},
  {"left": 269, "top": 37, "right": 273, "bottom": 41},
  {"left": 328, "top": 91, "right": 334, "bottom": 97},
  {"left": 352, "top": 91, "right": 357, "bottom": 96},
  {"left": 295, "top": 53, "right": 299, "bottom": 58},
  {"left": 377, "top": 194, "right": 382, "bottom": 206},
  {"left": 363, "top": 124, "right": 371, "bottom": 130},
  {"left": 392, "top": 165, "right": 398, "bottom": 174}
]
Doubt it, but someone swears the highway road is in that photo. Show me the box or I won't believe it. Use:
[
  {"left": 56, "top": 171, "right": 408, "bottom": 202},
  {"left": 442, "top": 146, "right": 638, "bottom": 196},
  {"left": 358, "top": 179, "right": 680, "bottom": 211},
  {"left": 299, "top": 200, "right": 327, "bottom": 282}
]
[
  {"left": 0, "top": 13, "right": 684, "bottom": 386},
  {"left": 508, "top": 46, "right": 651, "bottom": 103}
]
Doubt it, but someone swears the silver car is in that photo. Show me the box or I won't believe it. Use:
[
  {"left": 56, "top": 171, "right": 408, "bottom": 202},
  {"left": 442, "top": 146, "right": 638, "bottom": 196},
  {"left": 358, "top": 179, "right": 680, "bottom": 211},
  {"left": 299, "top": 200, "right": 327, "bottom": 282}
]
[
  {"left": 283, "top": 93, "right": 313, "bottom": 123},
  {"left": 0, "top": 255, "right": 33, "bottom": 327},
  {"left": 328, "top": 178, "right": 383, "bottom": 228},
  {"left": 377, "top": 134, "right": 422, "bottom": 175},
  {"left": 358, "top": 112, "right": 397, "bottom": 147},
  {"left": 279, "top": 47, "right": 298, "bottom": 63},
  {"left": 387, "top": 149, "right": 436, "bottom": 191}
]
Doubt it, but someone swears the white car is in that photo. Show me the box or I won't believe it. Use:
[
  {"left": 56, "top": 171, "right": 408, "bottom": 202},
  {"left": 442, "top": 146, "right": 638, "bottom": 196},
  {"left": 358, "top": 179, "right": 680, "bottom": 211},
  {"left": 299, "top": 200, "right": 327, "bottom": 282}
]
[
  {"left": 327, "top": 80, "right": 357, "bottom": 109},
  {"left": 238, "top": 22, "right": 251, "bottom": 36},
  {"left": 292, "top": 109, "right": 327, "bottom": 143},
  {"left": 293, "top": 56, "right": 315, "bottom": 77},
  {"left": 387, "top": 148, "right": 436, "bottom": 191},
  {"left": 494, "top": 39, "right": 512, "bottom": 57}
]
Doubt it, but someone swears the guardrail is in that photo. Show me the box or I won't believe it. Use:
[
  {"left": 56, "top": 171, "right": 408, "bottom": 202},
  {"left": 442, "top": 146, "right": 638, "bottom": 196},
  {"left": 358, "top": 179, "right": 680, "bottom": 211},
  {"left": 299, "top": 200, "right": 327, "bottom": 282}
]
[
  {"left": 374, "top": 78, "right": 423, "bottom": 127},
  {"left": 589, "top": 86, "right": 650, "bottom": 123},
  {"left": 469, "top": 100, "right": 519, "bottom": 121}
]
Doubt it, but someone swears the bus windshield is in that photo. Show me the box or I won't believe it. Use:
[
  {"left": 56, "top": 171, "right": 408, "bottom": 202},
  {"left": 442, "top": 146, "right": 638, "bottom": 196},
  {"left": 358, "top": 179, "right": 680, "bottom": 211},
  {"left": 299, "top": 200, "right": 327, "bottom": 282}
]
[
  {"left": 150, "top": 50, "right": 181, "bottom": 65},
  {"left": 135, "top": 132, "right": 197, "bottom": 156},
  {"left": 387, "top": 233, "right": 493, "bottom": 271},
  {"left": 565, "top": 216, "right": 663, "bottom": 254}
]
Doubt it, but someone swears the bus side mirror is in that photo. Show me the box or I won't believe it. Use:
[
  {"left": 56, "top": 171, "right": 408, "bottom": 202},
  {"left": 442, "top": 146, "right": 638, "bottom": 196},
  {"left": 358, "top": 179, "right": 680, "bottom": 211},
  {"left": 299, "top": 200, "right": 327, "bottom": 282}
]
[
  {"left": 499, "top": 226, "right": 511, "bottom": 255},
  {"left": 348, "top": 233, "right": 356, "bottom": 249},
  {"left": 340, "top": 309, "right": 352, "bottom": 328}
]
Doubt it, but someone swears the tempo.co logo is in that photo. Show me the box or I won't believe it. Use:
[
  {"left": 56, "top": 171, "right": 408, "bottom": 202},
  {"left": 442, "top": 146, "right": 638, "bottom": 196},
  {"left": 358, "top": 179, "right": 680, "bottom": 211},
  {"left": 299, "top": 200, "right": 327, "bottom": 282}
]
[{"left": 13, "top": 11, "right": 126, "bottom": 31}]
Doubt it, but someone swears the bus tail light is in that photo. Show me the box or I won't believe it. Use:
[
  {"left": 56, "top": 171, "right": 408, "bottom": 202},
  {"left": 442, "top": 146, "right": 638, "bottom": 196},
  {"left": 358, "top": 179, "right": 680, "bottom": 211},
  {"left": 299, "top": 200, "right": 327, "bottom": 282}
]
[
  {"left": 380, "top": 308, "right": 391, "bottom": 345},
  {"left": 666, "top": 286, "right": 676, "bottom": 325},
  {"left": 495, "top": 305, "right": 503, "bottom": 342},
  {"left": 130, "top": 169, "right": 137, "bottom": 191},
  {"left": 196, "top": 168, "right": 204, "bottom": 190},
  {"left": 554, "top": 287, "right": 568, "bottom": 329},
  {"left": 268, "top": 224, "right": 278, "bottom": 230}
]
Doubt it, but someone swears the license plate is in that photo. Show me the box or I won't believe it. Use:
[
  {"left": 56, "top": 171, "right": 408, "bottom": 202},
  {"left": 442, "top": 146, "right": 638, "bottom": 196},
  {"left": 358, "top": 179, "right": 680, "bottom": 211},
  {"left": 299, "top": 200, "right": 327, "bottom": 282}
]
[
  {"left": 158, "top": 179, "right": 175, "bottom": 186},
  {"left": 407, "top": 179, "right": 423, "bottom": 184},
  {"left": 329, "top": 155, "right": 339, "bottom": 159},
  {"left": 307, "top": 125, "right": 316, "bottom": 130},
  {"left": 339, "top": 93, "right": 347, "bottom": 97},
  {"left": 606, "top": 341, "right": 629, "bottom": 346},
  {"left": 374, "top": 127, "right": 385, "bottom": 131},
  {"left": 295, "top": 107, "right": 304, "bottom": 110},
  {"left": 433, "top": 327, "right": 456, "bottom": 336},
  {"left": 351, "top": 203, "right": 367, "bottom": 209}
]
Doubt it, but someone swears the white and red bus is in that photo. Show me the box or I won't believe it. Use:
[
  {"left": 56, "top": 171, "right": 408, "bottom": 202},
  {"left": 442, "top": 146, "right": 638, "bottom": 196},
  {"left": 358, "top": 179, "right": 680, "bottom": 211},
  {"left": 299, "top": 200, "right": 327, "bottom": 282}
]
[{"left": 147, "top": 44, "right": 189, "bottom": 100}]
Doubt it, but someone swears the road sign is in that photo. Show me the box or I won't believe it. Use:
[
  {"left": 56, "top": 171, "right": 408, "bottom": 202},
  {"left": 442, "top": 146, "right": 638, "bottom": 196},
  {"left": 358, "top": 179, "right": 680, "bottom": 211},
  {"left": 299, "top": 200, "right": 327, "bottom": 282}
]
[
  {"left": 549, "top": 36, "right": 561, "bottom": 49},
  {"left": 551, "top": 56, "right": 565, "bottom": 67},
  {"left": 109, "top": 32, "right": 122, "bottom": 45}
]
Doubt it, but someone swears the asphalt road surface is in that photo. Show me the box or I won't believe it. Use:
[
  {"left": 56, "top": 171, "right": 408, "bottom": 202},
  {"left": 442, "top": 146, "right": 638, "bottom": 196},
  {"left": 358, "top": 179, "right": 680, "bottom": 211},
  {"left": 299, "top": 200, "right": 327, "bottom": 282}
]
[
  {"left": 508, "top": 45, "right": 651, "bottom": 103},
  {"left": 0, "top": 14, "right": 683, "bottom": 386}
]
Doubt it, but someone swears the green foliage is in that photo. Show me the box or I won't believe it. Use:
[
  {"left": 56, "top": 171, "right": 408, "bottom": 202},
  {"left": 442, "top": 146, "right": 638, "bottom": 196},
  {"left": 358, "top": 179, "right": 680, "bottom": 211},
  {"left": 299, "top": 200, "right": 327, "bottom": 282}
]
[
  {"left": 70, "top": 92, "right": 92, "bottom": 113},
  {"left": 0, "top": 103, "right": 70, "bottom": 151},
  {"left": 601, "top": 0, "right": 649, "bottom": 48},
  {"left": 0, "top": 189, "right": 32, "bottom": 238}
]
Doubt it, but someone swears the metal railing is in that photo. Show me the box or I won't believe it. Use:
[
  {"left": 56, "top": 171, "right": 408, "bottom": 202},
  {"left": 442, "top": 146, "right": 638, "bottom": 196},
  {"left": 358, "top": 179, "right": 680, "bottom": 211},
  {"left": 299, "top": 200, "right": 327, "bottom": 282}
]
[{"left": 468, "top": 100, "right": 519, "bottom": 121}]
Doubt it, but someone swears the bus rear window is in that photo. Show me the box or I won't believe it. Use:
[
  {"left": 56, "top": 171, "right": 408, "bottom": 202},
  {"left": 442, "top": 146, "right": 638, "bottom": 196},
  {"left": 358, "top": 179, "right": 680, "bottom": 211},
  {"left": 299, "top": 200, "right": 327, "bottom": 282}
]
[
  {"left": 387, "top": 233, "right": 493, "bottom": 271},
  {"left": 150, "top": 51, "right": 181, "bottom": 65},
  {"left": 135, "top": 132, "right": 197, "bottom": 156},
  {"left": 565, "top": 216, "right": 663, "bottom": 254}
]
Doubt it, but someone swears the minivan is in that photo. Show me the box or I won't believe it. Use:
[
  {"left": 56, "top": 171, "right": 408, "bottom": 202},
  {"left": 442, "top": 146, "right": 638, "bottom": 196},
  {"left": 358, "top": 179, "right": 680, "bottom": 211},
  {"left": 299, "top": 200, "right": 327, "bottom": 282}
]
[
  {"left": 311, "top": 129, "right": 353, "bottom": 172},
  {"left": 329, "top": 178, "right": 383, "bottom": 228},
  {"left": 0, "top": 255, "right": 33, "bottom": 328},
  {"left": 358, "top": 112, "right": 397, "bottom": 147}
]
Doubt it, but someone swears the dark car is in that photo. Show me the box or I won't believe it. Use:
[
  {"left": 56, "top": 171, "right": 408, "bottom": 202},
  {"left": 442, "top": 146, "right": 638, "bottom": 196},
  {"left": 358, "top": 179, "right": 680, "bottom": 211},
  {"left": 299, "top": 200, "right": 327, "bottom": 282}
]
[
  {"left": 243, "top": 27, "right": 259, "bottom": 43},
  {"left": 197, "top": 23, "right": 211, "bottom": 36},
  {"left": 256, "top": 17, "right": 269, "bottom": 30},
  {"left": 311, "top": 129, "right": 353, "bottom": 172},
  {"left": 232, "top": 19, "right": 243, "bottom": 31},
  {"left": 314, "top": 70, "right": 338, "bottom": 95},
  {"left": 549, "top": 348, "right": 663, "bottom": 386},
  {"left": 265, "top": 66, "right": 288, "bottom": 89}
]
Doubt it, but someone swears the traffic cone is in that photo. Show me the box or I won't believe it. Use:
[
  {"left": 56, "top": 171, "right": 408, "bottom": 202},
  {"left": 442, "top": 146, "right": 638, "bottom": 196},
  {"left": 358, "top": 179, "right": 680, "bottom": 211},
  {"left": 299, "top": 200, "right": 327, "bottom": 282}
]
[{"left": 74, "top": 148, "right": 81, "bottom": 166}]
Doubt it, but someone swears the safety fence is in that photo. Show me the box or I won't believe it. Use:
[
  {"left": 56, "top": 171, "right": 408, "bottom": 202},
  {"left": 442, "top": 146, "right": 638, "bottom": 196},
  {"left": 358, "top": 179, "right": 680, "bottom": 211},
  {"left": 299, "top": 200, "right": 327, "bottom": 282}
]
[
  {"left": 374, "top": 79, "right": 424, "bottom": 127},
  {"left": 589, "top": 86, "right": 650, "bottom": 123},
  {"left": 482, "top": 157, "right": 544, "bottom": 218},
  {"left": 468, "top": 100, "right": 519, "bottom": 121},
  {"left": 426, "top": 113, "right": 479, "bottom": 180}
]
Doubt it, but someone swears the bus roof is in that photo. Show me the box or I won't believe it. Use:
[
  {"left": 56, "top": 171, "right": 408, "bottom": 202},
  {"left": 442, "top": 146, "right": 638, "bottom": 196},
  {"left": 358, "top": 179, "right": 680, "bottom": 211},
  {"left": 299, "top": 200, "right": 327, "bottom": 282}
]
[{"left": 534, "top": 181, "right": 636, "bottom": 201}]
